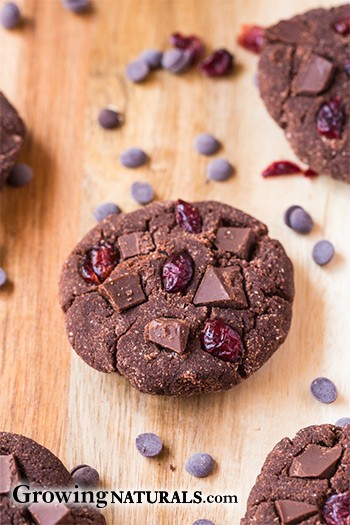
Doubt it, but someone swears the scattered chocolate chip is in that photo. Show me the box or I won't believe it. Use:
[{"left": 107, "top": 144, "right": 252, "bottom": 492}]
[
  {"left": 7, "top": 163, "right": 33, "bottom": 187},
  {"left": 310, "top": 377, "right": 338, "bottom": 404},
  {"left": 120, "top": 148, "right": 147, "bottom": 168},
  {"left": 214, "top": 227, "right": 255, "bottom": 259},
  {"left": 275, "top": 500, "right": 318, "bottom": 524},
  {"left": 293, "top": 54, "right": 335, "bottom": 95},
  {"left": 118, "top": 231, "right": 154, "bottom": 260},
  {"left": 193, "top": 265, "right": 247, "bottom": 308},
  {"left": 100, "top": 273, "right": 146, "bottom": 312},
  {"left": 161, "top": 48, "right": 192, "bottom": 74},
  {"left": 336, "top": 418, "right": 350, "bottom": 428},
  {"left": 0, "top": 2, "right": 20, "bottom": 28},
  {"left": 207, "top": 158, "right": 233, "bottom": 181},
  {"left": 98, "top": 108, "right": 123, "bottom": 129},
  {"left": 126, "top": 59, "right": 150, "bottom": 83},
  {"left": 0, "top": 268, "right": 7, "bottom": 288},
  {"left": 146, "top": 317, "right": 190, "bottom": 354},
  {"left": 70, "top": 464, "right": 100, "bottom": 488},
  {"left": 185, "top": 453, "right": 214, "bottom": 478},
  {"left": 312, "top": 240, "right": 335, "bottom": 266},
  {"left": 323, "top": 492, "right": 350, "bottom": 525},
  {"left": 193, "top": 521, "right": 215, "bottom": 525},
  {"left": 288, "top": 207, "right": 313, "bottom": 234},
  {"left": 283, "top": 205, "right": 302, "bottom": 227},
  {"left": 200, "top": 49, "right": 234, "bottom": 77},
  {"left": 290, "top": 444, "right": 342, "bottom": 478},
  {"left": 194, "top": 133, "right": 220, "bottom": 156},
  {"left": 28, "top": 503, "right": 72, "bottom": 525},
  {"left": 130, "top": 181, "right": 154, "bottom": 205},
  {"left": 0, "top": 454, "right": 21, "bottom": 494},
  {"left": 135, "top": 433, "right": 163, "bottom": 457},
  {"left": 139, "top": 49, "right": 163, "bottom": 69},
  {"left": 61, "top": 0, "right": 90, "bottom": 13},
  {"left": 94, "top": 202, "right": 121, "bottom": 221}
]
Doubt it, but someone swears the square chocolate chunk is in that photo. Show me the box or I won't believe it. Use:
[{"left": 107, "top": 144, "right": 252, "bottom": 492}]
[
  {"left": 117, "top": 231, "right": 154, "bottom": 260},
  {"left": 100, "top": 273, "right": 146, "bottom": 312},
  {"left": 193, "top": 265, "right": 247, "bottom": 308},
  {"left": 214, "top": 227, "right": 256, "bottom": 259},
  {"left": 293, "top": 53, "right": 334, "bottom": 96},
  {"left": 28, "top": 503, "right": 73, "bottom": 525},
  {"left": 0, "top": 454, "right": 21, "bottom": 494},
  {"left": 146, "top": 318, "right": 190, "bottom": 354}
]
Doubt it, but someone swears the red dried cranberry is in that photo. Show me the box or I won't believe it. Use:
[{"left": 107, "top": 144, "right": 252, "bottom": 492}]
[
  {"left": 323, "top": 492, "right": 350, "bottom": 525},
  {"left": 332, "top": 15, "right": 350, "bottom": 35},
  {"left": 316, "top": 97, "right": 345, "bottom": 139},
  {"left": 80, "top": 243, "right": 118, "bottom": 284},
  {"left": 261, "top": 161, "right": 302, "bottom": 177},
  {"left": 304, "top": 168, "right": 318, "bottom": 177},
  {"left": 170, "top": 33, "right": 204, "bottom": 64},
  {"left": 200, "top": 49, "right": 234, "bottom": 77},
  {"left": 162, "top": 251, "right": 194, "bottom": 293},
  {"left": 175, "top": 199, "right": 203, "bottom": 234},
  {"left": 200, "top": 319, "right": 244, "bottom": 363},
  {"left": 237, "top": 25, "right": 265, "bottom": 54},
  {"left": 344, "top": 59, "right": 350, "bottom": 77}
]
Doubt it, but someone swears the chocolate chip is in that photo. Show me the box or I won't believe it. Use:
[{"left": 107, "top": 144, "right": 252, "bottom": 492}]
[
  {"left": 7, "top": 163, "right": 33, "bottom": 187},
  {"left": 130, "top": 181, "right": 155, "bottom": 205},
  {"left": 283, "top": 205, "right": 302, "bottom": 227},
  {"left": 185, "top": 453, "right": 214, "bottom": 478},
  {"left": 214, "top": 227, "right": 256, "bottom": 259},
  {"left": 194, "top": 133, "right": 220, "bottom": 156},
  {"left": 290, "top": 444, "right": 342, "bottom": 478},
  {"left": 265, "top": 20, "right": 310, "bottom": 44},
  {"left": 146, "top": 317, "right": 190, "bottom": 354},
  {"left": 275, "top": 500, "right": 318, "bottom": 524},
  {"left": 207, "top": 158, "right": 234, "bottom": 181},
  {"left": 61, "top": 0, "right": 90, "bottom": 13},
  {"left": 28, "top": 503, "right": 73, "bottom": 525},
  {"left": 126, "top": 59, "right": 150, "bottom": 83},
  {"left": 118, "top": 231, "right": 154, "bottom": 260},
  {"left": 98, "top": 108, "right": 123, "bottom": 129},
  {"left": 161, "top": 48, "right": 192, "bottom": 73},
  {"left": 310, "top": 377, "right": 338, "bottom": 404},
  {"left": 336, "top": 418, "right": 350, "bottom": 428},
  {"left": 70, "top": 464, "right": 99, "bottom": 488},
  {"left": 0, "top": 268, "right": 7, "bottom": 288},
  {"left": 139, "top": 49, "right": 163, "bottom": 69},
  {"left": 0, "top": 454, "right": 21, "bottom": 494},
  {"left": 288, "top": 207, "right": 313, "bottom": 233},
  {"left": 100, "top": 273, "right": 146, "bottom": 312},
  {"left": 94, "top": 202, "right": 121, "bottom": 221},
  {"left": 135, "top": 433, "right": 163, "bottom": 457},
  {"left": 312, "top": 240, "right": 334, "bottom": 266},
  {"left": 293, "top": 53, "right": 335, "bottom": 95},
  {"left": 193, "top": 521, "right": 215, "bottom": 525},
  {"left": 193, "top": 265, "right": 247, "bottom": 308},
  {"left": 0, "top": 2, "right": 20, "bottom": 28},
  {"left": 120, "top": 148, "right": 147, "bottom": 168}
]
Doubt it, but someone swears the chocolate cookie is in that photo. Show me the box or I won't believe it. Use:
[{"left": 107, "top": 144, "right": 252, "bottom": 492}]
[
  {"left": 241, "top": 424, "right": 350, "bottom": 524},
  {"left": 0, "top": 432, "right": 106, "bottom": 525},
  {"left": 258, "top": 5, "right": 350, "bottom": 183},
  {"left": 0, "top": 92, "right": 26, "bottom": 187},
  {"left": 59, "top": 200, "right": 294, "bottom": 396}
]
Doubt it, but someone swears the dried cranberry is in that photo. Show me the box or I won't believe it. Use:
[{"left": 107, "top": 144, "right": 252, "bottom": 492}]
[
  {"left": 200, "top": 319, "right": 244, "bottom": 363},
  {"left": 175, "top": 199, "right": 203, "bottom": 233},
  {"left": 261, "top": 161, "right": 302, "bottom": 177},
  {"left": 316, "top": 97, "right": 345, "bottom": 139},
  {"left": 344, "top": 59, "right": 350, "bottom": 77},
  {"left": 304, "top": 168, "right": 318, "bottom": 177},
  {"left": 162, "top": 251, "right": 194, "bottom": 293},
  {"left": 332, "top": 15, "right": 350, "bottom": 35},
  {"left": 323, "top": 492, "right": 350, "bottom": 525},
  {"left": 170, "top": 33, "right": 204, "bottom": 64},
  {"left": 237, "top": 25, "right": 265, "bottom": 54},
  {"left": 200, "top": 49, "right": 234, "bottom": 77},
  {"left": 80, "top": 243, "right": 118, "bottom": 284}
]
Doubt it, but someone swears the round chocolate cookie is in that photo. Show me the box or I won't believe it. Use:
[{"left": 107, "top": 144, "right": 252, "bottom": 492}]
[
  {"left": 0, "top": 92, "right": 26, "bottom": 187},
  {"left": 258, "top": 5, "right": 350, "bottom": 183},
  {"left": 59, "top": 200, "right": 294, "bottom": 396},
  {"left": 241, "top": 424, "right": 350, "bottom": 524},
  {"left": 0, "top": 432, "right": 106, "bottom": 525}
]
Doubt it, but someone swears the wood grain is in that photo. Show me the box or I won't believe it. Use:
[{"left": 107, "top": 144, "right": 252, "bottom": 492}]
[{"left": 1, "top": 1, "right": 349, "bottom": 523}]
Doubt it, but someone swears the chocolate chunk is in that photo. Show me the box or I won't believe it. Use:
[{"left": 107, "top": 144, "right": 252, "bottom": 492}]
[
  {"left": 28, "top": 503, "right": 73, "bottom": 525},
  {"left": 100, "top": 273, "right": 146, "bottom": 312},
  {"left": 290, "top": 444, "right": 342, "bottom": 478},
  {"left": 193, "top": 265, "right": 247, "bottom": 308},
  {"left": 265, "top": 20, "right": 309, "bottom": 44},
  {"left": 293, "top": 54, "right": 335, "bottom": 95},
  {"left": 0, "top": 454, "right": 21, "bottom": 494},
  {"left": 117, "top": 231, "right": 154, "bottom": 260},
  {"left": 275, "top": 500, "right": 319, "bottom": 524},
  {"left": 214, "top": 227, "right": 255, "bottom": 259},
  {"left": 146, "top": 317, "right": 190, "bottom": 354}
]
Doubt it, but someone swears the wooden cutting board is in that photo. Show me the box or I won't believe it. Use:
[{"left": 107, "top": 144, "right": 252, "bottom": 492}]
[{"left": 1, "top": 1, "right": 349, "bottom": 523}]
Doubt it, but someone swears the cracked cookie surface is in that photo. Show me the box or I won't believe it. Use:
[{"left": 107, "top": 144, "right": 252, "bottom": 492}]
[
  {"left": 241, "top": 424, "right": 350, "bottom": 524},
  {"left": 258, "top": 5, "right": 350, "bottom": 183},
  {"left": 59, "top": 200, "right": 294, "bottom": 396},
  {"left": 0, "top": 92, "right": 26, "bottom": 187}
]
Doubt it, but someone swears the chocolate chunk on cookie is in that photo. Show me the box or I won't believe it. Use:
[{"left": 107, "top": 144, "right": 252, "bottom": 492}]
[
  {"left": 0, "top": 92, "right": 26, "bottom": 187},
  {"left": 258, "top": 5, "right": 350, "bottom": 183},
  {"left": 0, "top": 432, "right": 106, "bottom": 525},
  {"left": 241, "top": 424, "right": 350, "bottom": 524},
  {"left": 59, "top": 200, "right": 294, "bottom": 396}
]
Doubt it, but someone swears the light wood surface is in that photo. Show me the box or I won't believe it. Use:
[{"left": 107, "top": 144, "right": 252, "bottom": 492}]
[{"left": 1, "top": 1, "right": 349, "bottom": 523}]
